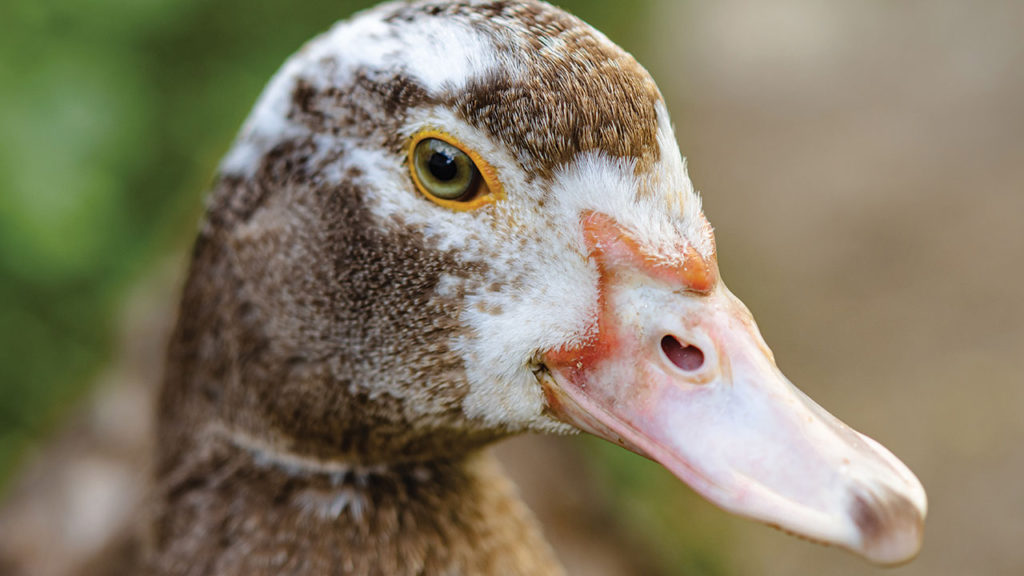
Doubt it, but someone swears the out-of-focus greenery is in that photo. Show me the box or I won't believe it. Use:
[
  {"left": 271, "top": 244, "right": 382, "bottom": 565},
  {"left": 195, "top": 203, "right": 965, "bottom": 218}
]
[
  {"left": 581, "top": 436, "right": 733, "bottom": 576},
  {"left": 0, "top": 0, "right": 658, "bottom": 500},
  {"left": 0, "top": 0, "right": 386, "bottom": 483}
]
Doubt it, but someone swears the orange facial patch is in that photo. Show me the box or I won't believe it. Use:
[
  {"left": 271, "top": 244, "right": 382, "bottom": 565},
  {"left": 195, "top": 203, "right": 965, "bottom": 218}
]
[
  {"left": 580, "top": 211, "right": 717, "bottom": 293},
  {"left": 543, "top": 211, "right": 717, "bottom": 386}
]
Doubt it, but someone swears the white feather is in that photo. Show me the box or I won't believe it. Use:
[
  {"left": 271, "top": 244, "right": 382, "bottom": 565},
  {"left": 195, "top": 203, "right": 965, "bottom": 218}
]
[{"left": 221, "top": 3, "right": 500, "bottom": 177}]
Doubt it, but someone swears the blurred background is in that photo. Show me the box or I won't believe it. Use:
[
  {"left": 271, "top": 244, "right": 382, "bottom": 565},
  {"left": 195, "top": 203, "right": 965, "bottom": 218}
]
[{"left": 0, "top": 0, "right": 1021, "bottom": 574}]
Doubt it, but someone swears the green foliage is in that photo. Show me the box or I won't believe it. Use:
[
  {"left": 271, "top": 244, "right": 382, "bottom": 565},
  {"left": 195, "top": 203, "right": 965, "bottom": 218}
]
[
  {"left": 0, "top": 0, "right": 381, "bottom": 481},
  {"left": 580, "top": 436, "right": 734, "bottom": 576}
]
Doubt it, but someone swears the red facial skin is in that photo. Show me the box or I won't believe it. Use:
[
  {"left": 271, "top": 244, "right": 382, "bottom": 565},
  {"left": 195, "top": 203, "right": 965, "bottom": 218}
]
[{"left": 544, "top": 210, "right": 716, "bottom": 381}]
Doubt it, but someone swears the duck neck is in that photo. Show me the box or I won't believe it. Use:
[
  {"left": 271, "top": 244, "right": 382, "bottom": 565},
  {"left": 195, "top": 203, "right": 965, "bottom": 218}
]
[
  {"left": 147, "top": 424, "right": 565, "bottom": 576},
  {"left": 151, "top": 228, "right": 564, "bottom": 575}
]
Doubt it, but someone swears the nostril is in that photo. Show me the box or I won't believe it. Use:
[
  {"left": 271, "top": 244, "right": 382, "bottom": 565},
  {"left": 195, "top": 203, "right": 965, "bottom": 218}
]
[{"left": 661, "top": 335, "right": 705, "bottom": 372}]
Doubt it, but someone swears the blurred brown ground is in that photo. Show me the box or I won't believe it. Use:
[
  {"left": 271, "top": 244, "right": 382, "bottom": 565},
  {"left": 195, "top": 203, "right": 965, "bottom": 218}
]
[
  {"left": 2, "top": 1, "right": 1022, "bottom": 575},
  {"left": 644, "top": 0, "right": 1024, "bottom": 574}
]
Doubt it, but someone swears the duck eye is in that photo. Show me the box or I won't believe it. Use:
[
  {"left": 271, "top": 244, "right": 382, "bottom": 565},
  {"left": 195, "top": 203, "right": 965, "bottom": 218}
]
[
  {"left": 413, "top": 138, "right": 481, "bottom": 201},
  {"left": 408, "top": 131, "right": 503, "bottom": 211}
]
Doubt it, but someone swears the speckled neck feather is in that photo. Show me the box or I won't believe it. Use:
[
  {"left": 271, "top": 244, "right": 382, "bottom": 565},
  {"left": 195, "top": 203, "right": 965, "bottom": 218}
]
[{"left": 149, "top": 433, "right": 562, "bottom": 575}]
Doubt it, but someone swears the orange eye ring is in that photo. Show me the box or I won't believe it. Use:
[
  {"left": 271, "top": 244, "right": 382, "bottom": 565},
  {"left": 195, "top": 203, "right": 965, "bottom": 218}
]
[{"left": 407, "top": 130, "right": 504, "bottom": 211}]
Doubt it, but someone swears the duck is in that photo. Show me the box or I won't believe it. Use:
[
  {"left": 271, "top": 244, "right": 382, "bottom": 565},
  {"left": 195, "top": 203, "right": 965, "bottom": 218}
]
[{"left": 125, "top": 1, "right": 929, "bottom": 574}]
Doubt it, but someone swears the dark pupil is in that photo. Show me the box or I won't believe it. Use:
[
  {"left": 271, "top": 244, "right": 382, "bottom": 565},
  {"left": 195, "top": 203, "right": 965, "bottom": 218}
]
[{"left": 427, "top": 151, "right": 458, "bottom": 182}]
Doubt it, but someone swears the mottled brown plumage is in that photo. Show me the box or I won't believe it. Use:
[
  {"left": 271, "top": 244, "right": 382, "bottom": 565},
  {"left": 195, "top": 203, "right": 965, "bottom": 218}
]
[
  {"left": 147, "top": 1, "right": 662, "bottom": 574},
  {"left": 442, "top": 2, "right": 663, "bottom": 177},
  {"left": 150, "top": 434, "right": 562, "bottom": 575}
]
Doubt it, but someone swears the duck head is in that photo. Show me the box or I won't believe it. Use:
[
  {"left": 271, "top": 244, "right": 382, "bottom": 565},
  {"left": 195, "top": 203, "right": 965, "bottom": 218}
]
[{"left": 207, "top": 0, "right": 925, "bottom": 565}]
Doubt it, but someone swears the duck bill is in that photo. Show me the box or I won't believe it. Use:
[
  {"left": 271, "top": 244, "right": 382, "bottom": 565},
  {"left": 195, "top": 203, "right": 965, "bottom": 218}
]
[{"left": 541, "top": 213, "right": 926, "bottom": 565}]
